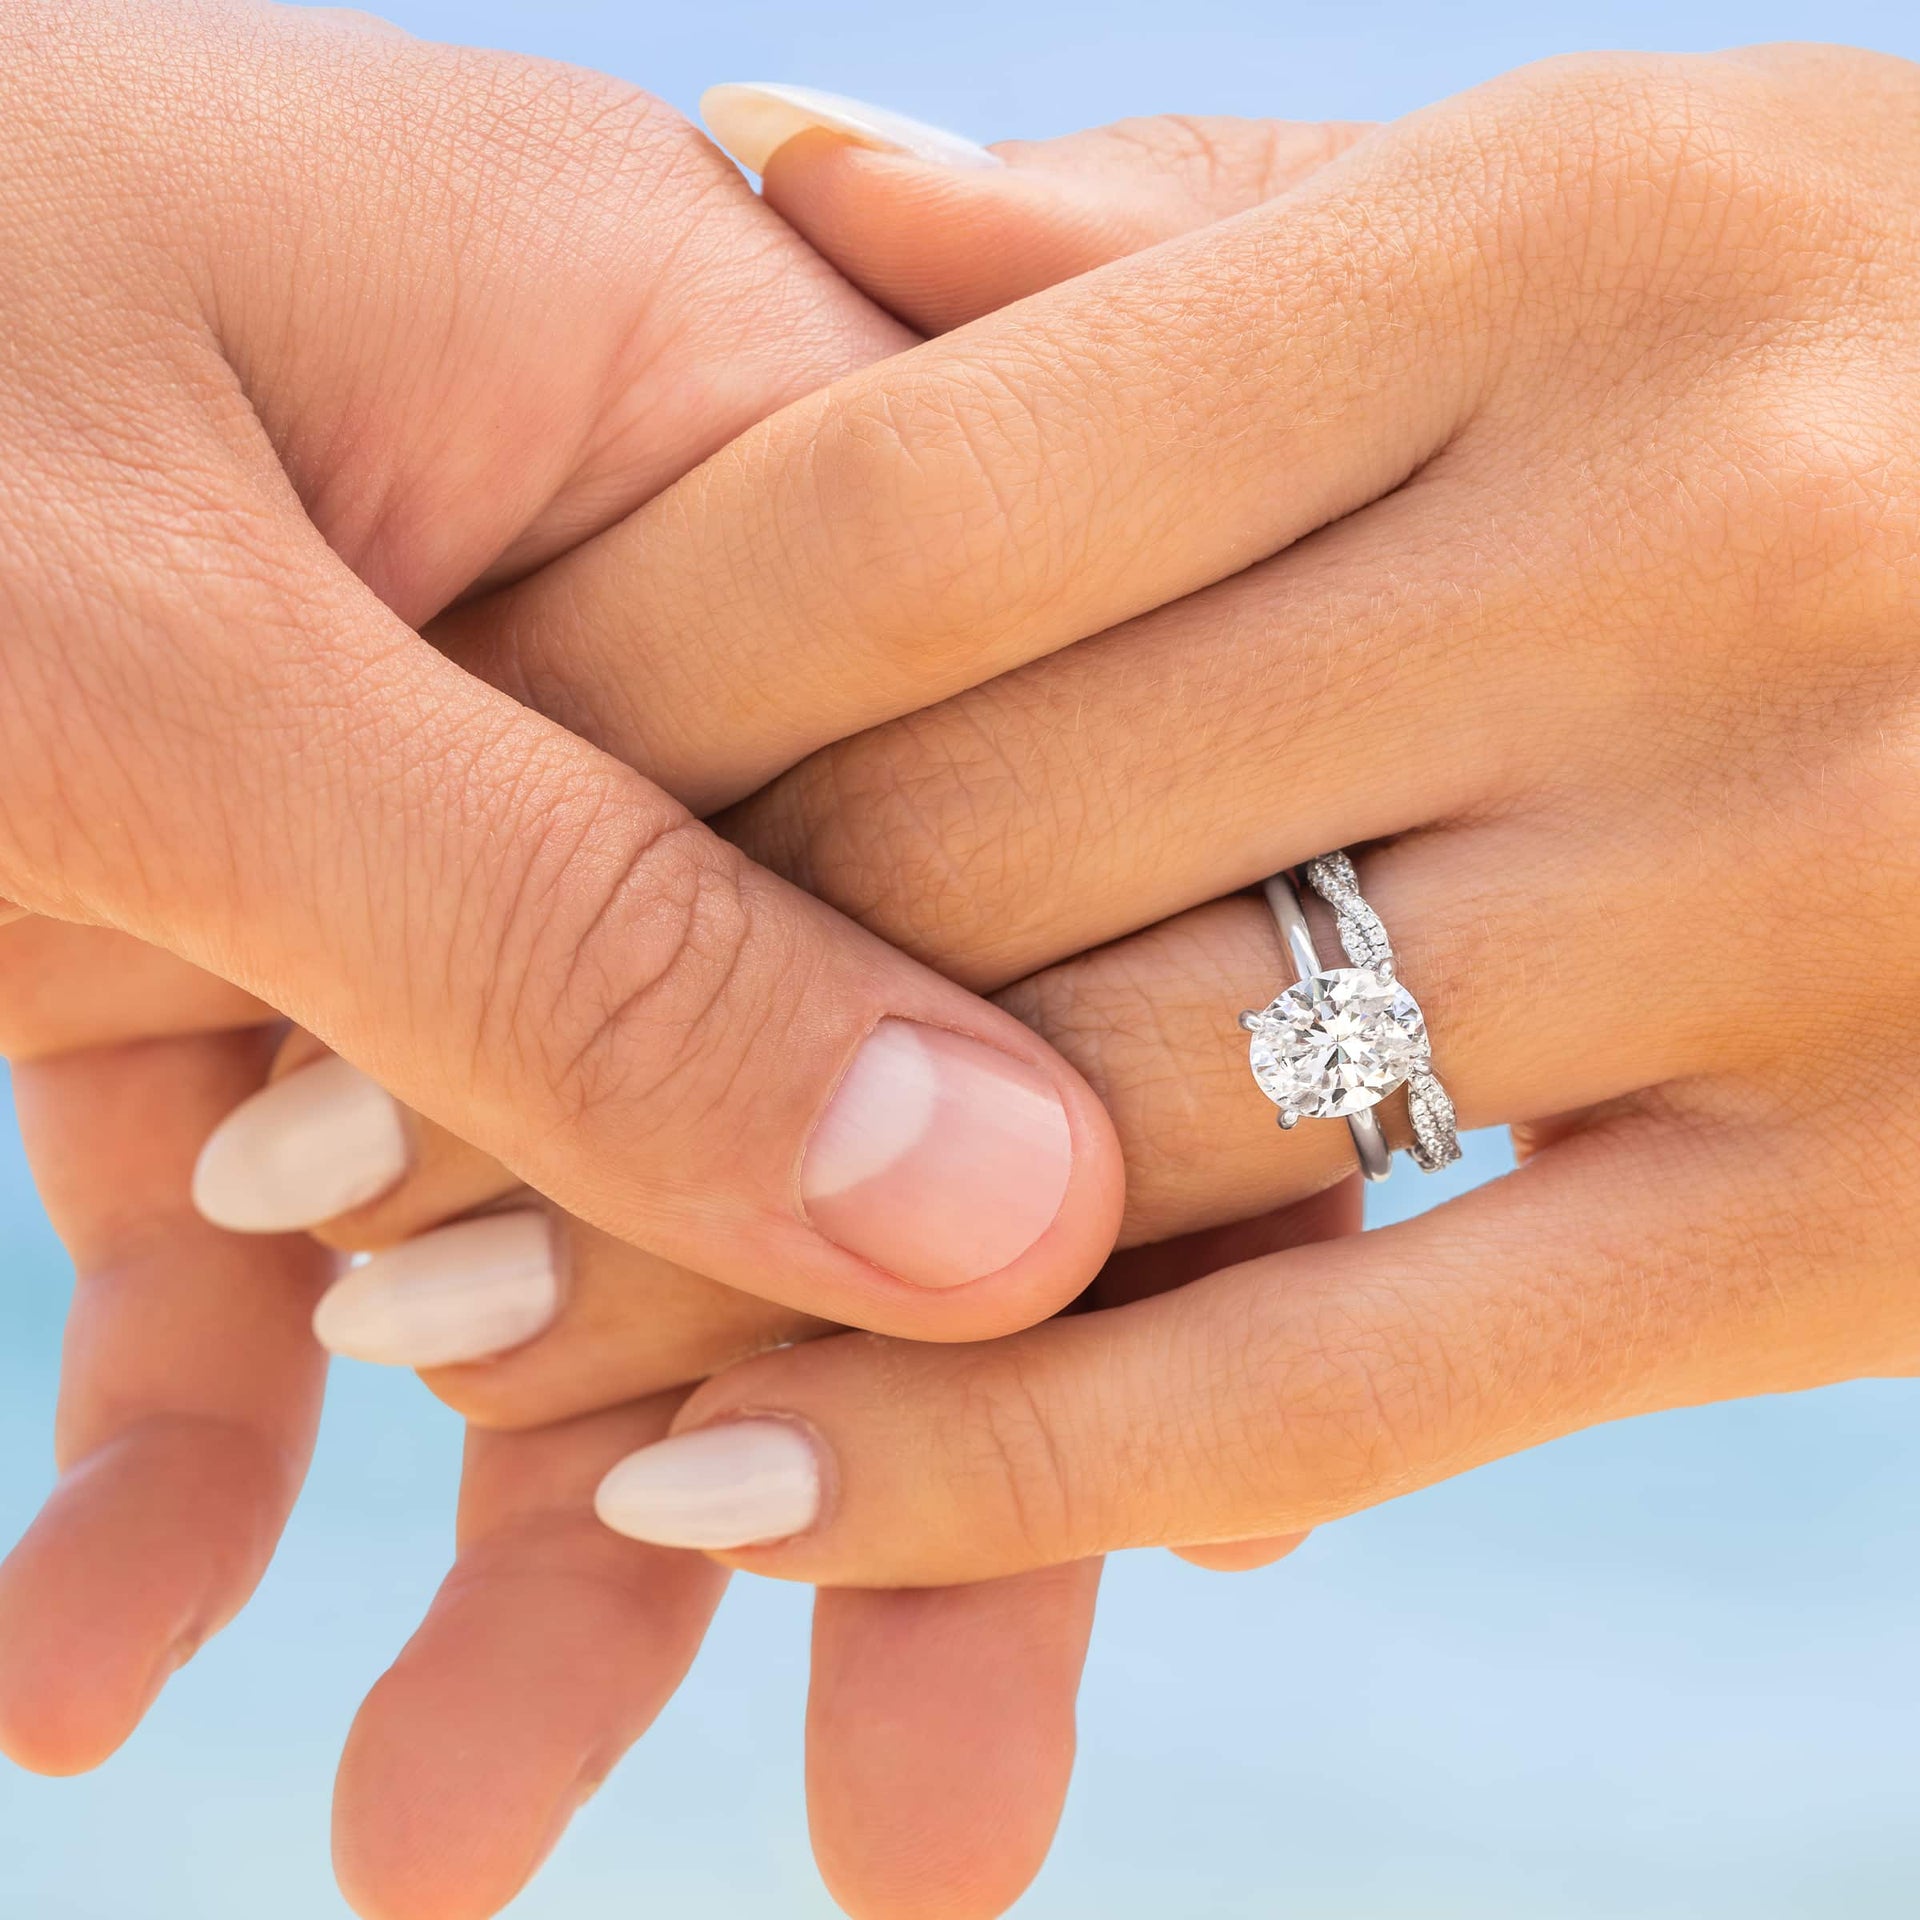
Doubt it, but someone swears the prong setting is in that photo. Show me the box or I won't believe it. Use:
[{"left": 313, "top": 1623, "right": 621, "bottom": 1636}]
[{"left": 1243, "top": 852, "right": 1459, "bottom": 1181}]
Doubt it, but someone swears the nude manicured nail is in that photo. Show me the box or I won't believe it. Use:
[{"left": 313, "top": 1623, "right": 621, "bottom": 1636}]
[
  {"left": 594, "top": 1422, "right": 822, "bottom": 1550},
  {"left": 192, "top": 1055, "right": 408, "bottom": 1233},
  {"left": 313, "top": 1212, "right": 558, "bottom": 1369},
  {"left": 700, "top": 82, "right": 1002, "bottom": 175},
  {"left": 801, "top": 1019, "right": 1073, "bottom": 1288}
]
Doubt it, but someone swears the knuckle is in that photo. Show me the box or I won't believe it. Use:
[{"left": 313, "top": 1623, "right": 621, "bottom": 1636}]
[
  {"left": 1236, "top": 1279, "right": 1462, "bottom": 1518},
  {"left": 1731, "top": 393, "right": 1920, "bottom": 616},
  {"left": 799, "top": 357, "right": 1090, "bottom": 669},
  {"left": 730, "top": 693, "right": 1075, "bottom": 983},
  {"left": 947, "top": 1345, "right": 1084, "bottom": 1561},
  {"left": 502, "top": 803, "right": 771, "bottom": 1138},
  {"left": 1451, "top": 53, "right": 1876, "bottom": 324}
]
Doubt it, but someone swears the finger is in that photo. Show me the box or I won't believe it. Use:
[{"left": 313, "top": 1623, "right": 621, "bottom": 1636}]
[
  {"left": 0, "top": 1029, "right": 330, "bottom": 1772},
  {"left": 314, "top": 451, "right": 1663, "bottom": 1261},
  {"left": 191, "top": 1035, "right": 514, "bottom": 1252},
  {"left": 807, "top": 1560, "right": 1100, "bottom": 1920},
  {"left": 804, "top": 1188, "right": 1353, "bottom": 1919},
  {"left": 256, "top": 787, "right": 1733, "bottom": 1345},
  {"left": 331, "top": 1208, "right": 829, "bottom": 1429},
  {"left": 321, "top": 1130, "right": 1359, "bottom": 1437},
  {"left": 189, "top": 1044, "right": 798, "bottom": 1433},
  {"left": 333, "top": 1397, "right": 725, "bottom": 1920},
  {"left": 990, "top": 801, "right": 1779, "bottom": 1247},
  {"left": 718, "top": 473, "right": 1545, "bottom": 989},
  {"left": 434, "top": 107, "right": 1501, "bottom": 814},
  {"left": 596, "top": 1103, "right": 1908, "bottom": 1585},
  {"left": 1096, "top": 1188, "right": 1357, "bottom": 1572},
  {"left": 278, "top": 812, "right": 1655, "bottom": 1418},
  {"left": 0, "top": 916, "right": 271, "bottom": 1061},
  {"left": 0, "top": 431, "right": 1120, "bottom": 1341},
  {"left": 746, "top": 107, "right": 1374, "bottom": 334},
  {"left": 351, "top": 1207, "right": 1344, "bottom": 1912}
]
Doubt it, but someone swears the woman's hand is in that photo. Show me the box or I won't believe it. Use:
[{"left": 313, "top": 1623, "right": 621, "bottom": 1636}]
[{"left": 504, "top": 46, "right": 1920, "bottom": 1586}]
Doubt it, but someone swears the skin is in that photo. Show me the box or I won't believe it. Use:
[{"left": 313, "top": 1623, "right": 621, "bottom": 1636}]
[
  {"left": 220, "top": 40, "right": 1920, "bottom": 1911},
  {"left": 0, "top": 25, "right": 1353, "bottom": 1915},
  {"left": 17, "top": 29, "right": 1920, "bottom": 1920},
  {"left": 480, "top": 46, "right": 1920, "bottom": 1598},
  {"left": 0, "top": 0, "right": 1133, "bottom": 1358}
]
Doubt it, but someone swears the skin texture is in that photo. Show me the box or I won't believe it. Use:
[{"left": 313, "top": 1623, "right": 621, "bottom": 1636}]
[
  {"left": 247, "top": 47, "right": 1920, "bottom": 1902},
  {"left": 525, "top": 46, "right": 1920, "bottom": 1594},
  {"left": 16, "top": 33, "right": 1920, "bottom": 1920},
  {"left": 0, "top": 0, "right": 1130, "bottom": 1354},
  {"left": 0, "top": 38, "right": 1358, "bottom": 1920}
]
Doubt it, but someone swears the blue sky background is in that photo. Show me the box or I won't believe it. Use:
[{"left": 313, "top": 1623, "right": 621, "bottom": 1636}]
[{"left": 6, "top": 1, "right": 1920, "bottom": 1914}]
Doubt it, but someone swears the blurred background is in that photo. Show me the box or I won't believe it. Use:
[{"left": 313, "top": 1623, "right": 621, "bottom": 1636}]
[{"left": 6, "top": 0, "right": 1920, "bottom": 1913}]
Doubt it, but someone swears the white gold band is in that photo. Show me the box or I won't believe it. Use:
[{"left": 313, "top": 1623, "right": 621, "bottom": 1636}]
[{"left": 1240, "top": 852, "right": 1461, "bottom": 1181}]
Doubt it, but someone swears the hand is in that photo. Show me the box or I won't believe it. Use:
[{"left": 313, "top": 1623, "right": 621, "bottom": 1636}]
[
  {"left": 0, "top": 0, "right": 926, "bottom": 1786},
  {"left": 0, "top": 0, "right": 1128, "bottom": 1354},
  {"left": 0, "top": 57, "right": 1348, "bottom": 1920},
  {"left": 206, "top": 111, "right": 1366, "bottom": 1920},
  {"left": 495, "top": 50, "right": 1920, "bottom": 1601}
]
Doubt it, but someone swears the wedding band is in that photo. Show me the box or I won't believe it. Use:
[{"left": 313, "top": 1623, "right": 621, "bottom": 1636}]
[{"left": 1238, "top": 851, "right": 1461, "bottom": 1181}]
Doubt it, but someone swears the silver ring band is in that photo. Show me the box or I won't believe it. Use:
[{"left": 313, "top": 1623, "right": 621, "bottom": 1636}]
[{"left": 1241, "top": 851, "right": 1461, "bottom": 1181}]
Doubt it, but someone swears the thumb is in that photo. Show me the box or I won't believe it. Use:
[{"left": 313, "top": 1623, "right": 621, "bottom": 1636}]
[
  {"left": 702, "top": 87, "right": 1373, "bottom": 333},
  {"left": 0, "top": 421, "right": 1122, "bottom": 1348}
]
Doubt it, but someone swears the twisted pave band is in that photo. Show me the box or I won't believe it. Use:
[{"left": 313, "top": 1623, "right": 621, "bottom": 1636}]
[{"left": 1239, "top": 852, "right": 1461, "bottom": 1181}]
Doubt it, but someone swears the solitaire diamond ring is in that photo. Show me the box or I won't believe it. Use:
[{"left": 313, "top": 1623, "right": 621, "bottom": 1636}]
[{"left": 1238, "top": 852, "right": 1461, "bottom": 1182}]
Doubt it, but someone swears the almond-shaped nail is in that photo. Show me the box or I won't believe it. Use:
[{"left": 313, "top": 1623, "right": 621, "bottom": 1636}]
[
  {"left": 313, "top": 1212, "right": 558, "bottom": 1369},
  {"left": 594, "top": 1422, "right": 822, "bottom": 1550},
  {"left": 701, "top": 82, "right": 1002, "bottom": 175},
  {"left": 192, "top": 1055, "right": 408, "bottom": 1233},
  {"left": 801, "top": 1019, "right": 1073, "bottom": 1288}
]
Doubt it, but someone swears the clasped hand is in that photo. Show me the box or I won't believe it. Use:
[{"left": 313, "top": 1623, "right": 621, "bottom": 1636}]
[{"left": 2, "top": 11, "right": 1919, "bottom": 1920}]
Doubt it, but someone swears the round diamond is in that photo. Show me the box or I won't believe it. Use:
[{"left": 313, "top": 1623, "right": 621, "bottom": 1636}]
[{"left": 1247, "top": 966, "right": 1430, "bottom": 1119}]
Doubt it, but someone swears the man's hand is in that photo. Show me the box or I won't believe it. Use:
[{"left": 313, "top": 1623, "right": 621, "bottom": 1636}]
[{"left": 0, "top": 26, "right": 1356, "bottom": 1915}]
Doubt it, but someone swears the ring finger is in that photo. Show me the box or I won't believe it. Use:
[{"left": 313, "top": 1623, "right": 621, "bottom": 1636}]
[{"left": 279, "top": 790, "right": 1783, "bottom": 1425}]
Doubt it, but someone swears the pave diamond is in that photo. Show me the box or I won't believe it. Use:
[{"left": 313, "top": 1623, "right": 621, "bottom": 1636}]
[{"left": 1246, "top": 966, "right": 1430, "bottom": 1119}]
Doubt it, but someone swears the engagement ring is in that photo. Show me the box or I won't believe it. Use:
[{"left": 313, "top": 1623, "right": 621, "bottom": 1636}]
[{"left": 1239, "top": 852, "right": 1461, "bottom": 1181}]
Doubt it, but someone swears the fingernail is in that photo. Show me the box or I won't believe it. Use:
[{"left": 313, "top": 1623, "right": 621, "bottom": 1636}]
[
  {"left": 312, "top": 1212, "right": 558, "bottom": 1369},
  {"left": 700, "top": 82, "right": 1002, "bottom": 175},
  {"left": 594, "top": 1421, "right": 822, "bottom": 1550},
  {"left": 802, "top": 1019, "right": 1073, "bottom": 1288},
  {"left": 192, "top": 1055, "right": 408, "bottom": 1233}
]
